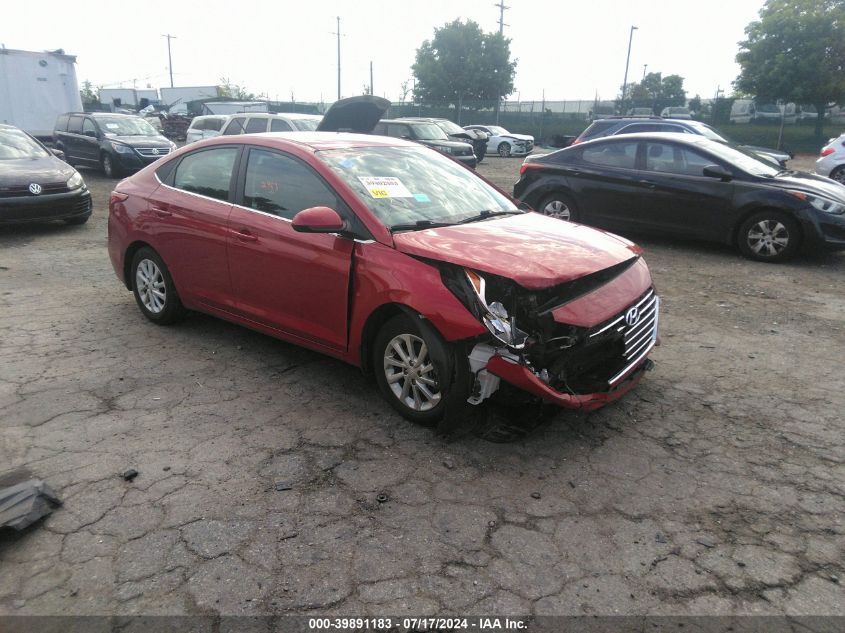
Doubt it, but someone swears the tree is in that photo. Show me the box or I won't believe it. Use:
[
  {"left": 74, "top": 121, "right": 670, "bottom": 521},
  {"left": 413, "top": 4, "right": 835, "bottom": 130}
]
[
  {"left": 735, "top": 0, "right": 845, "bottom": 136},
  {"left": 412, "top": 19, "right": 516, "bottom": 121},
  {"left": 79, "top": 80, "right": 99, "bottom": 106},
  {"left": 620, "top": 72, "right": 686, "bottom": 113},
  {"left": 219, "top": 77, "right": 266, "bottom": 101}
]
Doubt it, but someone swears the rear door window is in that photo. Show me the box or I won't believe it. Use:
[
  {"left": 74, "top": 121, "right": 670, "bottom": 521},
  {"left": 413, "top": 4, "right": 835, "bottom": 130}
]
[
  {"left": 82, "top": 118, "right": 97, "bottom": 136},
  {"left": 223, "top": 117, "right": 247, "bottom": 135},
  {"left": 68, "top": 116, "right": 84, "bottom": 134},
  {"left": 581, "top": 141, "right": 638, "bottom": 169},
  {"left": 173, "top": 147, "right": 239, "bottom": 201},
  {"left": 644, "top": 142, "right": 712, "bottom": 176},
  {"left": 386, "top": 124, "right": 409, "bottom": 138},
  {"left": 245, "top": 117, "right": 268, "bottom": 133}
]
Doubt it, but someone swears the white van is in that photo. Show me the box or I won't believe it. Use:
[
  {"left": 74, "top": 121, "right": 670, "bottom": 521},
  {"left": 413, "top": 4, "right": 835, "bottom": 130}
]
[
  {"left": 220, "top": 112, "right": 323, "bottom": 135},
  {"left": 730, "top": 99, "right": 756, "bottom": 124}
]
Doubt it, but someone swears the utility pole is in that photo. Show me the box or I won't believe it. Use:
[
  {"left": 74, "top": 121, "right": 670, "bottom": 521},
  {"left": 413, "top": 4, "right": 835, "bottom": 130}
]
[
  {"left": 162, "top": 34, "right": 176, "bottom": 88},
  {"left": 370, "top": 61, "right": 373, "bottom": 96},
  {"left": 642, "top": 64, "right": 647, "bottom": 80},
  {"left": 621, "top": 26, "right": 638, "bottom": 106},
  {"left": 335, "top": 17, "right": 341, "bottom": 100},
  {"left": 494, "top": 0, "right": 509, "bottom": 124}
]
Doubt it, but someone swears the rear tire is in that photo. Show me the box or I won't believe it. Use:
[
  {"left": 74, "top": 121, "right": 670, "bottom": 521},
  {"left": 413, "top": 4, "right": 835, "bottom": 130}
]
[
  {"left": 373, "top": 314, "right": 456, "bottom": 426},
  {"left": 102, "top": 153, "right": 121, "bottom": 178},
  {"left": 736, "top": 210, "right": 801, "bottom": 262},
  {"left": 829, "top": 166, "right": 845, "bottom": 184},
  {"left": 130, "top": 247, "right": 186, "bottom": 324},
  {"left": 539, "top": 192, "right": 579, "bottom": 222}
]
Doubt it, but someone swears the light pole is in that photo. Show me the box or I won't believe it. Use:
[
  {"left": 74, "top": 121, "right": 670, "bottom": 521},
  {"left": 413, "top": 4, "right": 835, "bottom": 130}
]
[
  {"left": 621, "top": 26, "right": 638, "bottom": 106},
  {"left": 162, "top": 34, "right": 176, "bottom": 88},
  {"left": 642, "top": 64, "right": 647, "bottom": 81}
]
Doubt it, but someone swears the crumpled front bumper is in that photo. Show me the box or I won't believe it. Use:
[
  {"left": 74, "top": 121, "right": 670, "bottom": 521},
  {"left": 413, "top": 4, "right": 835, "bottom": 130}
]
[{"left": 485, "top": 353, "right": 651, "bottom": 411}]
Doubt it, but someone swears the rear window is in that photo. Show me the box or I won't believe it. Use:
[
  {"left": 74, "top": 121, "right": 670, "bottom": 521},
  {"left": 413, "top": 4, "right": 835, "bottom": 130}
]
[
  {"left": 580, "top": 120, "right": 617, "bottom": 139},
  {"left": 581, "top": 141, "right": 638, "bottom": 169},
  {"left": 245, "top": 118, "right": 267, "bottom": 133},
  {"left": 55, "top": 114, "right": 69, "bottom": 132}
]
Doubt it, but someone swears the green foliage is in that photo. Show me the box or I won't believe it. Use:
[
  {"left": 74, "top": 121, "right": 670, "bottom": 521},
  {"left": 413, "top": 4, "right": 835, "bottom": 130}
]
[
  {"left": 622, "top": 72, "right": 687, "bottom": 112},
  {"left": 79, "top": 80, "right": 99, "bottom": 106},
  {"left": 735, "top": 0, "right": 845, "bottom": 135},
  {"left": 412, "top": 19, "right": 517, "bottom": 109},
  {"left": 219, "top": 77, "right": 265, "bottom": 101}
]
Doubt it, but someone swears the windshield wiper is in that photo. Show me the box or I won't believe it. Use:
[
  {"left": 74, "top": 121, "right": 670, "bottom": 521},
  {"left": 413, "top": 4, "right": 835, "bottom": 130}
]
[
  {"left": 457, "top": 209, "right": 523, "bottom": 224},
  {"left": 390, "top": 219, "right": 457, "bottom": 232}
]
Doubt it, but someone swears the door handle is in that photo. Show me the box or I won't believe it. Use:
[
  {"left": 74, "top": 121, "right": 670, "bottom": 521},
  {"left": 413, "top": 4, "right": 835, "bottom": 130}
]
[
  {"left": 150, "top": 204, "right": 172, "bottom": 217},
  {"left": 638, "top": 180, "right": 657, "bottom": 189},
  {"left": 232, "top": 228, "right": 258, "bottom": 242}
]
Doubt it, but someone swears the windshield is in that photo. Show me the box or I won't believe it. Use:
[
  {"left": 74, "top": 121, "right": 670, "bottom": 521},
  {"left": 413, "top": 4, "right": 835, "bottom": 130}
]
[
  {"left": 95, "top": 116, "right": 158, "bottom": 136},
  {"left": 318, "top": 145, "right": 517, "bottom": 228},
  {"left": 694, "top": 123, "right": 730, "bottom": 143},
  {"left": 291, "top": 118, "right": 319, "bottom": 131},
  {"left": 0, "top": 127, "right": 49, "bottom": 159},
  {"left": 695, "top": 139, "right": 779, "bottom": 177},
  {"left": 409, "top": 124, "right": 448, "bottom": 140},
  {"left": 435, "top": 120, "right": 464, "bottom": 135}
]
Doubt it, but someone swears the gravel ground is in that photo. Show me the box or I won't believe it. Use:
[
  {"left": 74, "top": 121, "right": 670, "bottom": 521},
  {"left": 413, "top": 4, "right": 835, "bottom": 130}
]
[{"left": 0, "top": 151, "right": 842, "bottom": 619}]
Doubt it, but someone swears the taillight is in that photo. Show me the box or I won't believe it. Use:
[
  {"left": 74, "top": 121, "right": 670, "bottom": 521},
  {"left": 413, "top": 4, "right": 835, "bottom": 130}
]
[
  {"left": 820, "top": 147, "right": 834, "bottom": 157},
  {"left": 519, "top": 163, "right": 543, "bottom": 175}
]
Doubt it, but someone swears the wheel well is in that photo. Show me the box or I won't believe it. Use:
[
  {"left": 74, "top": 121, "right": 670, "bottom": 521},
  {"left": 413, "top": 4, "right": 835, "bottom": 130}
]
[
  {"left": 359, "top": 303, "right": 407, "bottom": 375},
  {"left": 730, "top": 206, "right": 804, "bottom": 247},
  {"left": 122, "top": 241, "right": 152, "bottom": 290}
]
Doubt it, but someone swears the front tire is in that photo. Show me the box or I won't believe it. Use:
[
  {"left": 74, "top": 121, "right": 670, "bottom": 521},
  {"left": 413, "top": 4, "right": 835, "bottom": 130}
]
[
  {"left": 829, "top": 166, "right": 845, "bottom": 184},
  {"left": 737, "top": 211, "right": 801, "bottom": 262},
  {"left": 497, "top": 142, "right": 512, "bottom": 158},
  {"left": 131, "top": 247, "right": 186, "bottom": 324},
  {"left": 539, "top": 192, "right": 579, "bottom": 222},
  {"left": 373, "top": 314, "right": 454, "bottom": 425},
  {"left": 102, "top": 153, "right": 121, "bottom": 178}
]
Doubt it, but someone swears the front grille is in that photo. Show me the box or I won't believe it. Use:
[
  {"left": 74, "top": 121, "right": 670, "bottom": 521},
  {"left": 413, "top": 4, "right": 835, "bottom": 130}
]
[
  {"left": 0, "top": 182, "right": 70, "bottom": 197},
  {"left": 587, "top": 288, "right": 659, "bottom": 385},
  {"left": 134, "top": 147, "right": 171, "bottom": 157}
]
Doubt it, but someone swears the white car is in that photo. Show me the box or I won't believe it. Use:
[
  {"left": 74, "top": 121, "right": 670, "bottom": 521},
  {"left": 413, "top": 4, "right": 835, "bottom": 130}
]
[
  {"left": 816, "top": 133, "right": 845, "bottom": 184},
  {"left": 185, "top": 115, "right": 229, "bottom": 144},
  {"left": 220, "top": 112, "right": 322, "bottom": 136},
  {"left": 660, "top": 106, "right": 692, "bottom": 119},
  {"left": 463, "top": 125, "right": 534, "bottom": 157}
]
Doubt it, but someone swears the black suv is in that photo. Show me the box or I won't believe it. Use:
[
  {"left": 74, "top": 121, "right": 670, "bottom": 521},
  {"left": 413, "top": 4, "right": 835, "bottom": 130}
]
[
  {"left": 54, "top": 113, "right": 176, "bottom": 178},
  {"left": 575, "top": 117, "right": 791, "bottom": 167},
  {"left": 398, "top": 117, "right": 489, "bottom": 163},
  {"left": 373, "top": 120, "right": 477, "bottom": 169}
]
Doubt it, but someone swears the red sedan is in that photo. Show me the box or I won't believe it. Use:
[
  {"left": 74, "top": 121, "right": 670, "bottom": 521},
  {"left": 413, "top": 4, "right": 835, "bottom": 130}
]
[{"left": 107, "top": 132, "right": 659, "bottom": 425}]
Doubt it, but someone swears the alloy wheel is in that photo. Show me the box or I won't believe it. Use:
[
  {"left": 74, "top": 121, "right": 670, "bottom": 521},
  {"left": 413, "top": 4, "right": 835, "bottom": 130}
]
[
  {"left": 746, "top": 220, "right": 789, "bottom": 257},
  {"left": 543, "top": 199, "right": 571, "bottom": 220},
  {"left": 383, "top": 333, "right": 441, "bottom": 412},
  {"left": 498, "top": 143, "right": 511, "bottom": 158},
  {"left": 135, "top": 258, "right": 166, "bottom": 313}
]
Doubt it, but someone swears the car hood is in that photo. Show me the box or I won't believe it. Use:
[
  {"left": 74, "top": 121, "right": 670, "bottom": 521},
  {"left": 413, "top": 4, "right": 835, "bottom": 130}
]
[
  {"left": 317, "top": 95, "right": 390, "bottom": 133},
  {"left": 766, "top": 171, "right": 845, "bottom": 202},
  {"left": 0, "top": 155, "right": 74, "bottom": 189},
  {"left": 742, "top": 144, "right": 790, "bottom": 160},
  {"left": 418, "top": 139, "right": 473, "bottom": 150},
  {"left": 449, "top": 129, "right": 487, "bottom": 141},
  {"left": 393, "top": 212, "right": 639, "bottom": 289},
  {"left": 106, "top": 134, "right": 172, "bottom": 148},
  {"left": 499, "top": 133, "right": 534, "bottom": 142}
]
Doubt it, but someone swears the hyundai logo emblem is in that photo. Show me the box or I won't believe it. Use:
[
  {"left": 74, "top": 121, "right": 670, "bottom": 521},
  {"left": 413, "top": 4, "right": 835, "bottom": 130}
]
[
  {"left": 28, "top": 183, "right": 42, "bottom": 195},
  {"left": 625, "top": 306, "right": 640, "bottom": 327}
]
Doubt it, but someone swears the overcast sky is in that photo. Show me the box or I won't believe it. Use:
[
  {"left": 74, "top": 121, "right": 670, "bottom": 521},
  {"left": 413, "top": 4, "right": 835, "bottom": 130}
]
[{"left": 3, "top": 0, "right": 765, "bottom": 104}]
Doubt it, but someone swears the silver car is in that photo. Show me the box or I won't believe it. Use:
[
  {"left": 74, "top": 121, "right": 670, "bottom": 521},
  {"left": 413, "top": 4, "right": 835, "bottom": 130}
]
[{"left": 816, "top": 133, "right": 845, "bottom": 184}]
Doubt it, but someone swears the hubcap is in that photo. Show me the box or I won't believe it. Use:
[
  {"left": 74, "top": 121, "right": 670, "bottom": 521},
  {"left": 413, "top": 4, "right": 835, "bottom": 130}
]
[
  {"left": 499, "top": 144, "right": 510, "bottom": 157},
  {"left": 832, "top": 169, "right": 845, "bottom": 184},
  {"left": 747, "top": 220, "right": 789, "bottom": 257},
  {"left": 383, "top": 333, "right": 441, "bottom": 412},
  {"left": 543, "top": 199, "right": 571, "bottom": 220},
  {"left": 135, "top": 259, "right": 166, "bottom": 313}
]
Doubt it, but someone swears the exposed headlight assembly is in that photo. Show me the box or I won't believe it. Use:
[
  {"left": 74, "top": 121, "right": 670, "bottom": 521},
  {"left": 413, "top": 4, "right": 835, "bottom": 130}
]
[
  {"left": 66, "top": 171, "right": 85, "bottom": 190},
  {"left": 465, "top": 269, "right": 528, "bottom": 349},
  {"left": 788, "top": 190, "right": 845, "bottom": 215}
]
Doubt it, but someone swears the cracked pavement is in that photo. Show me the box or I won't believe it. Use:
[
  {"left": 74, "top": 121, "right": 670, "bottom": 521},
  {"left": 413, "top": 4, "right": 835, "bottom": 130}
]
[{"left": 0, "top": 160, "right": 843, "bottom": 617}]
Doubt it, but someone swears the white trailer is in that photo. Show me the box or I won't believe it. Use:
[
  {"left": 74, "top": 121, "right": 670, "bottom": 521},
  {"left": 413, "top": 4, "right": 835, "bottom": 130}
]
[
  {"left": 160, "top": 85, "right": 220, "bottom": 112},
  {"left": 99, "top": 88, "right": 137, "bottom": 108},
  {"left": 0, "top": 47, "right": 83, "bottom": 138}
]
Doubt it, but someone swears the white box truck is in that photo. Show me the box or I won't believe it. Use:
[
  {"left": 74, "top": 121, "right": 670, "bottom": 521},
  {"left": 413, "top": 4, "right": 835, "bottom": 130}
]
[{"left": 0, "top": 47, "right": 83, "bottom": 139}]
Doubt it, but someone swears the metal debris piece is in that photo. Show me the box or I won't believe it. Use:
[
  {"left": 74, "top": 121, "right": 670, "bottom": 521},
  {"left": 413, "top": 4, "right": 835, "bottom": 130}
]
[
  {"left": 531, "top": 492, "right": 541, "bottom": 499},
  {"left": 0, "top": 479, "right": 62, "bottom": 531},
  {"left": 274, "top": 482, "right": 292, "bottom": 491},
  {"left": 655, "top": 532, "right": 668, "bottom": 544},
  {"left": 122, "top": 469, "right": 139, "bottom": 482},
  {"left": 375, "top": 493, "right": 389, "bottom": 504}
]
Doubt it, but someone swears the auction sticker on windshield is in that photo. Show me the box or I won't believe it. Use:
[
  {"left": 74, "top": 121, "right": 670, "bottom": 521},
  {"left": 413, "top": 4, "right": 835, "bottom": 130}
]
[{"left": 358, "top": 176, "right": 413, "bottom": 198}]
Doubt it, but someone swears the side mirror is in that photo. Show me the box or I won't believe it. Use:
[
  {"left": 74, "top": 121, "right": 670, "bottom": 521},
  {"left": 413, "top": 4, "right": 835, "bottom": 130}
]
[
  {"left": 702, "top": 164, "right": 732, "bottom": 181},
  {"left": 292, "top": 206, "right": 347, "bottom": 234},
  {"left": 50, "top": 148, "right": 65, "bottom": 160}
]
